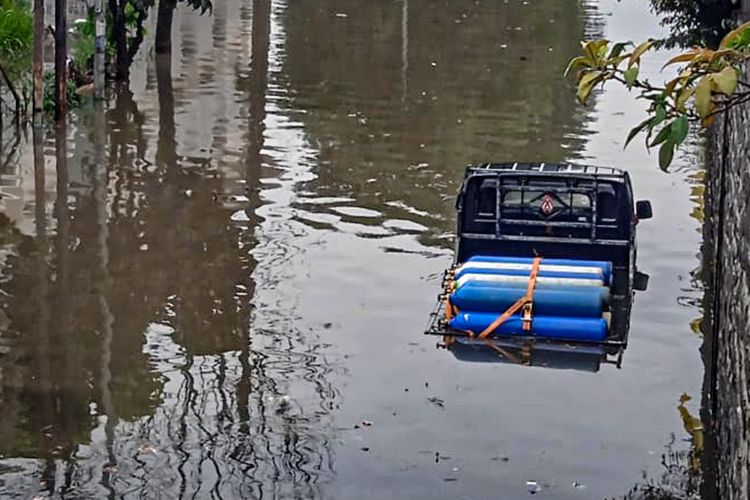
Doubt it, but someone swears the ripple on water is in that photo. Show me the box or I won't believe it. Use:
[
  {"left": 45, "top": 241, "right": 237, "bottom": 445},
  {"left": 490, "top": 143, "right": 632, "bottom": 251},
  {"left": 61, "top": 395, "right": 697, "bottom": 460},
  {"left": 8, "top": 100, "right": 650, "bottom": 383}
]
[
  {"left": 329, "top": 206, "right": 383, "bottom": 218},
  {"left": 382, "top": 219, "right": 428, "bottom": 233}
]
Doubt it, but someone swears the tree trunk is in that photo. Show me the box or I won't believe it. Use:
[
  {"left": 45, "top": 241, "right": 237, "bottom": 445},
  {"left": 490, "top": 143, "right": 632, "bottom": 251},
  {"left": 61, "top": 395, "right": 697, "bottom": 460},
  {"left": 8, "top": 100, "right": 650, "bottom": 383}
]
[
  {"left": 109, "top": 0, "right": 130, "bottom": 81},
  {"left": 155, "top": 0, "right": 177, "bottom": 54},
  {"left": 247, "top": 0, "right": 270, "bottom": 182},
  {"left": 0, "top": 63, "right": 22, "bottom": 119},
  {"left": 54, "top": 0, "right": 67, "bottom": 121},
  {"left": 155, "top": 53, "right": 176, "bottom": 170},
  {"left": 33, "top": 0, "right": 45, "bottom": 118}
]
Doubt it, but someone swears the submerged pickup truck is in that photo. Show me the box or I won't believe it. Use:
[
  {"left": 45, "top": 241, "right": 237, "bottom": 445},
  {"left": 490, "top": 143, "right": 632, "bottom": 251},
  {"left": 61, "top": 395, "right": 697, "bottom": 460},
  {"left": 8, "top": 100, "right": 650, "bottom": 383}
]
[{"left": 426, "top": 162, "right": 652, "bottom": 370}]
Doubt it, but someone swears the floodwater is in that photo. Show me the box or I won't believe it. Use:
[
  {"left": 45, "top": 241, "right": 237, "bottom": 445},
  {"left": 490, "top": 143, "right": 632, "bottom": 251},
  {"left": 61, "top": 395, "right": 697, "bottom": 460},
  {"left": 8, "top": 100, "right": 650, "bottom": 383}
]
[{"left": 0, "top": 0, "right": 706, "bottom": 498}]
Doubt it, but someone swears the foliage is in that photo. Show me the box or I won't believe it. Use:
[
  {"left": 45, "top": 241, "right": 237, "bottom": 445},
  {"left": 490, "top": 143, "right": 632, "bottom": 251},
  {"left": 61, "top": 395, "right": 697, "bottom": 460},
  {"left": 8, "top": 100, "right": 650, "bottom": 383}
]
[
  {"left": 566, "top": 20, "right": 750, "bottom": 169},
  {"left": 70, "top": 7, "right": 119, "bottom": 74},
  {"left": 0, "top": 0, "right": 32, "bottom": 80},
  {"left": 107, "top": 0, "right": 212, "bottom": 79},
  {"left": 183, "top": 0, "right": 211, "bottom": 14},
  {"left": 42, "top": 70, "right": 81, "bottom": 113},
  {"left": 650, "top": 0, "right": 739, "bottom": 49}
]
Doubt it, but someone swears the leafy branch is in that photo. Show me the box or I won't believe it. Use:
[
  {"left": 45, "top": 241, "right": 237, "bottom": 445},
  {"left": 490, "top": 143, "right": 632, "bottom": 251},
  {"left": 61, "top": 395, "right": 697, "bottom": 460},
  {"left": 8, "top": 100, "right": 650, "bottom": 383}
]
[{"left": 566, "top": 20, "right": 750, "bottom": 169}]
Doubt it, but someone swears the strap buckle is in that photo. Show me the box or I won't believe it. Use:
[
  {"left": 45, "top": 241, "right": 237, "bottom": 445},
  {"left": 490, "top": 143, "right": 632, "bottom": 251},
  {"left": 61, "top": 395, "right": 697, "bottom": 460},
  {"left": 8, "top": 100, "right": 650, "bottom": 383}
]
[{"left": 521, "top": 302, "right": 533, "bottom": 331}]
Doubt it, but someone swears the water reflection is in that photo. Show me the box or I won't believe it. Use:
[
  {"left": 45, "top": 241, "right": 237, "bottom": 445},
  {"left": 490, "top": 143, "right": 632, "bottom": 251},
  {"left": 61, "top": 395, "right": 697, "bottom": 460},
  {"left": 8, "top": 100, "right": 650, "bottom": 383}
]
[
  {"left": 0, "top": 0, "right": 709, "bottom": 498},
  {"left": 1, "top": 0, "right": 597, "bottom": 495},
  {"left": 1, "top": 1, "right": 338, "bottom": 497},
  {"left": 445, "top": 338, "right": 616, "bottom": 372},
  {"left": 282, "top": 0, "right": 591, "bottom": 247},
  {"left": 649, "top": 0, "right": 740, "bottom": 48}
]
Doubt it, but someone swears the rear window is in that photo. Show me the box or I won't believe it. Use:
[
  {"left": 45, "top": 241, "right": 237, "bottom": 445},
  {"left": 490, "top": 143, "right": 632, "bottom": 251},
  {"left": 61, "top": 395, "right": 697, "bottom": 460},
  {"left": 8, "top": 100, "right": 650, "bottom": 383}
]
[
  {"left": 461, "top": 175, "right": 628, "bottom": 239},
  {"left": 502, "top": 190, "right": 592, "bottom": 210}
]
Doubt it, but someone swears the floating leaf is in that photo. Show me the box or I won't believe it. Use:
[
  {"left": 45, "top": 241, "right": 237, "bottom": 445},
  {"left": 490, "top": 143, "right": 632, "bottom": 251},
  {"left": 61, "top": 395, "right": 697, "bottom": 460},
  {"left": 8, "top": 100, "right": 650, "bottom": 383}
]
[
  {"left": 670, "top": 116, "right": 690, "bottom": 145},
  {"left": 694, "top": 76, "right": 712, "bottom": 118}
]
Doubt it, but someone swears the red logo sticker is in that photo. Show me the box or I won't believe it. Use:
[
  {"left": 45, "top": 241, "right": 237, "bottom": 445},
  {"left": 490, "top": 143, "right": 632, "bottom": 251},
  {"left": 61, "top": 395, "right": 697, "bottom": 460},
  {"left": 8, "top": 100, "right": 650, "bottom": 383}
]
[{"left": 540, "top": 194, "right": 555, "bottom": 216}]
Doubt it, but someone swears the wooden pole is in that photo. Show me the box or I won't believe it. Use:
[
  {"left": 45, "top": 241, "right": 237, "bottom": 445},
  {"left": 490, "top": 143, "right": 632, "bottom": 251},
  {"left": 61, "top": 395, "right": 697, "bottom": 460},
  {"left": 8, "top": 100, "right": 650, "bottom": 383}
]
[
  {"left": 32, "top": 0, "right": 45, "bottom": 119},
  {"left": 54, "top": 0, "right": 67, "bottom": 121}
]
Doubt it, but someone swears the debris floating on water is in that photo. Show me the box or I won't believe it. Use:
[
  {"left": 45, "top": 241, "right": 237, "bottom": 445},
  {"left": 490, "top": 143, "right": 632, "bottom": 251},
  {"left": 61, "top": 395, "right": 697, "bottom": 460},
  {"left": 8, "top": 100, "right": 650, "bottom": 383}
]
[
  {"left": 427, "top": 396, "right": 445, "bottom": 409},
  {"left": 527, "top": 480, "right": 541, "bottom": 494}
]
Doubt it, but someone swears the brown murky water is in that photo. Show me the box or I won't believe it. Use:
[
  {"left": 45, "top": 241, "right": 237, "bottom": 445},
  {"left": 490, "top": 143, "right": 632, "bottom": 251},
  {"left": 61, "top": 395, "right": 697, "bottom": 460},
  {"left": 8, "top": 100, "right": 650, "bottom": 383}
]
[{"left": 0, "top": 0, "right": 706, "bottom": 498}]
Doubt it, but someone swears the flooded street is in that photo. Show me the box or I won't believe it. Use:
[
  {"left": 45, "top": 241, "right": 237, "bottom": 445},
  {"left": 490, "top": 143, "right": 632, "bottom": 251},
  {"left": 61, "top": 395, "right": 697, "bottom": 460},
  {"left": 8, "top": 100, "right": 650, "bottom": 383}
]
[{"left": 0, "top": 0, "right": 706, "bottom": 498}]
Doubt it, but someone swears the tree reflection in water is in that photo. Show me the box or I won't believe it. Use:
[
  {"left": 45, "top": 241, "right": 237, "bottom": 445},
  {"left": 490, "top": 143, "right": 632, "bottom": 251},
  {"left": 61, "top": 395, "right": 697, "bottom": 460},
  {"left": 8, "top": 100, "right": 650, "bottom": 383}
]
[
  {"left": 0, "top": 1, "right": 337, "bottom": 497},
  {"left": 650, "top": 0, "right": 741, "bottom": 48}
]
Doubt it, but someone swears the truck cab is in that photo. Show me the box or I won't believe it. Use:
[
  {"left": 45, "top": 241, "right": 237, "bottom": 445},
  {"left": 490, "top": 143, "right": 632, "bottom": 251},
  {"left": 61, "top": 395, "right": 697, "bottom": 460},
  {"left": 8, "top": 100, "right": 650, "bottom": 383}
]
[{"left": 456, "top": 162, "right": 651, "bottom": 294}]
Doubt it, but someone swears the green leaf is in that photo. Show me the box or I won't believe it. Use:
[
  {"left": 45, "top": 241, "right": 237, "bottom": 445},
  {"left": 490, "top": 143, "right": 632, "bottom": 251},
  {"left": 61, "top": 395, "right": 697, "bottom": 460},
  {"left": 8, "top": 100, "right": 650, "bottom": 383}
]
[
  {"left": 576, "top": 71, "right": 603, "bottom": 104},
  {"left": 659, "top": 140, "right": 675, "bottom": 170},
  {"left": 695, "top": 76, "right": 712, "bottom": 118},
  {"left": 670, "top": 117, "right": 690, "bottom": 145},
  {"left": 720, "top": 20, "right": 750, "bottom": 48},
  {"left": 651, "top": 103, "right": 667, "bottom": 127},
  {"left": 624, "top": 66, "right": 638, "bottom": 89},
  {"left": 564, "top": 56, "right": 592, "bottom": 77},
  {"left": 624, "top": 118, "right": 651, "bottom": 149},
  {"left": 736, "top": 28, "right": 750, "bottom": 49},
  {"left": 628, "top": 40, "right": 654, "bottom": 68},
  {"left": 650, "top": 124, "right": 672, "bottom": 147},
  {"left": 582, "top": 40, "right": 609, "bottom": 67},
  {"left": 609, "top": 42, "right": 630, "bottom": 59},
  {"left": 713, "top": 66, "right": 738, "bottom": 95}
]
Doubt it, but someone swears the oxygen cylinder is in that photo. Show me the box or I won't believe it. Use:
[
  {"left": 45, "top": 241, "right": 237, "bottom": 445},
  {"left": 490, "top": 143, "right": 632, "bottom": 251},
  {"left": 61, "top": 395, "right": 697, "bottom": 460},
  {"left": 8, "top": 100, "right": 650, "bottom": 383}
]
[
  {"left": 450, "top": 284, "right": 605, "bottom": 317},
  {"left": 466, "top": 256, "right": 613, "bottom": 284},
  {"left": 455, "top": 272, "right": 604, "bottom": 289},
  {"left": 449, "top": 312, "right": 608, "bottom": 341},
  {"left": 454, "top": 280, "right": 610, "bottom": 305},
  {"left": 453, "top": 265, "right": 603, "bottom": 282}
]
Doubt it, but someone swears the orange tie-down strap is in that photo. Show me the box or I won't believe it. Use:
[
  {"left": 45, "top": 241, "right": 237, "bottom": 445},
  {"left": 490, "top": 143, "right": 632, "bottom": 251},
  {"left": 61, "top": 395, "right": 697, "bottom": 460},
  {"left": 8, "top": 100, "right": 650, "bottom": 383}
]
[
  {"left": 477, "top": 256, "right": 541, "bottom": 339},
  {"left": 444, "top": 277, "right": 456, "bottom": 321}
]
